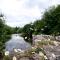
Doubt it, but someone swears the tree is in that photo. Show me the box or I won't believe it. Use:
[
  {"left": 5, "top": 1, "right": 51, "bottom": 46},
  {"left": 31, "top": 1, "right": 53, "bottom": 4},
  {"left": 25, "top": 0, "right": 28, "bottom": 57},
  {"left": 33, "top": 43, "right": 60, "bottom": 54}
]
[
  {"left": 0, "top": 14, "right": 12, "bottom": 59},
  {"left": 41, "top": 5, "right": 60, "bottom": 35},
  {"left": 33, "top": 20, "right": 45, "bottom": 34},
  {"left": 22, "top": 24, "right": 34, "bottom": 44}
]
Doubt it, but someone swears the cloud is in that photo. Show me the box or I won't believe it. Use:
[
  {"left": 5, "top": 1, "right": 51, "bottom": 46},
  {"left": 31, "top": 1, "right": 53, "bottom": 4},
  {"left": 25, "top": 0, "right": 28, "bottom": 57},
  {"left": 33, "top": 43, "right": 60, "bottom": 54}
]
[{"left": 0, "top": 0, "right": 60, "bottom": 27}]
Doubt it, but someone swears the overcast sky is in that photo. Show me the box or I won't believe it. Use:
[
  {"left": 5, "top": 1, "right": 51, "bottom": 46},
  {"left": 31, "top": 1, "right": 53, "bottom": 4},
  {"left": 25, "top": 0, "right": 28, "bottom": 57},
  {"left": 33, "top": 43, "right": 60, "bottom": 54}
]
[{"left": 0, "top": 0, "right": 60, "bottom": 27}]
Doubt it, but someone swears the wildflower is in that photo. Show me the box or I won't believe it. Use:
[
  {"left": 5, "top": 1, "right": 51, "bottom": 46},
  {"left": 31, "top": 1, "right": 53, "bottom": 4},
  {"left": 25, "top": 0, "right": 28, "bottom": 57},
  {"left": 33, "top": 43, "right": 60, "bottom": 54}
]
[
  {"left": 14, "top": 49, "right": 18, "bottom": 52},
  {"left": 52, "top": 53, "right": 56, "bottom": 58},
  {"left": 44, "top": 55, "right": 48, "bottom": 59},
  {"left": 39, "top": 52, "right": 44, "bottom": 56},
  {"left": 13, "top": 56, "right": 17, "bottom": 60},
  {"left": 17, "top": 49, "right": 24, "bottom": 53},
  {"left": 32, "top": 52, "right": 35, "bottom": 54},
  {"left": 54, "top": 41, "right": 58, "bottom": 46},
  {"left": 48, "top": 39, "right": 50, "bottom": 41},
  {"left": 25, "top": 37, "right": 27, "bottom": 39},
  {"left": 5, "top": 51, "right": 9, "bottom": 56},
  {"left": 32, "top": 47, "right": 35, "bottom": 49}
]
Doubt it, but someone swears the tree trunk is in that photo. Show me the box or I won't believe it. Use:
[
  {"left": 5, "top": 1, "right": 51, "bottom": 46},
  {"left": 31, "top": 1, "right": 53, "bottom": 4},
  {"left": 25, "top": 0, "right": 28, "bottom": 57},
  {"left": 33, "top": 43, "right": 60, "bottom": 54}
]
[{"left": 0, "top": 52, "right": 3, "bottom": 60}]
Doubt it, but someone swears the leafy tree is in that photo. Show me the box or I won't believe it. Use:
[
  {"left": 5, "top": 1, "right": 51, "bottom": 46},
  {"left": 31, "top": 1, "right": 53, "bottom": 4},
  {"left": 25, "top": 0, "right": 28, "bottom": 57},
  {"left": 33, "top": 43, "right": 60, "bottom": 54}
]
[
  {"left": 26, "top": 5, "right": 60, "bottom": 36},
  {"left": 13, "top": 27, "right": 20, "bottom": 33},
  {"left": 33, "top": 20, "right": 45, "bottom": 34},
  {"left": 42, "top": 5, "right": 60, "bottom": 35},
  {"left": 17, "top": 27, "right": 23, "bottom": 33},
  {"left": 22, "top": 24, "right": 34, "bottom": 44},
  {"left": 0, "top": 14, "right": 12, "bottom": 59}
]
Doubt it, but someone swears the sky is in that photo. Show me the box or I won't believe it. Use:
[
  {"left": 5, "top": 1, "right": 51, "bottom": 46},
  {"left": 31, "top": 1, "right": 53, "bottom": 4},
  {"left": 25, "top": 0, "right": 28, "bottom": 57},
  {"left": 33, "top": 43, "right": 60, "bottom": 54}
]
[{"left": 0, "top": 0, "right": 60, "bottom": 27}]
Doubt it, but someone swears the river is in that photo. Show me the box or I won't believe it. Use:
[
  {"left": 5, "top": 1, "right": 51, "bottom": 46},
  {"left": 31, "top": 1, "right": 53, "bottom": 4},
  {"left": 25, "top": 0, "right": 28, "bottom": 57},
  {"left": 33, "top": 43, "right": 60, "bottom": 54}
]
[{"left": 5, "top": 34, "right": 31, "bottom": 52}]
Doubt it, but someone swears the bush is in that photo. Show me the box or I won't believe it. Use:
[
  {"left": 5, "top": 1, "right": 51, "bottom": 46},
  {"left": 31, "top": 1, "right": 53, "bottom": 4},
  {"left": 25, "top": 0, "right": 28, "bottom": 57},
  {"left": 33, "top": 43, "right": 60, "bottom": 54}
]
[
  {"left": 37, "top": 40, "right": 54, "bottom": 46},
  {"left": 3, "top": 56, "right": 11, "bottom": 60}
]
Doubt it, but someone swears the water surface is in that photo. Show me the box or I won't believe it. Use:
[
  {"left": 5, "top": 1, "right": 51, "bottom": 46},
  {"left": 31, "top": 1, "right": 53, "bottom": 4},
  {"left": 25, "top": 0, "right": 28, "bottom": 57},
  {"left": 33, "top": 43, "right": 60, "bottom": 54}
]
[{"left": 5, "top": 34, "right": 31, "bottom": 52}]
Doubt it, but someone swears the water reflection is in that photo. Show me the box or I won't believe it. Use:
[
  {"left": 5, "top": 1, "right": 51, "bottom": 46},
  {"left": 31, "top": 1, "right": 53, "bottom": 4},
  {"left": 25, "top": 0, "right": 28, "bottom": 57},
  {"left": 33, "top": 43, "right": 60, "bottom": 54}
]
[{"left": 5, "top": 34, "right": 31, "bottom": 52}]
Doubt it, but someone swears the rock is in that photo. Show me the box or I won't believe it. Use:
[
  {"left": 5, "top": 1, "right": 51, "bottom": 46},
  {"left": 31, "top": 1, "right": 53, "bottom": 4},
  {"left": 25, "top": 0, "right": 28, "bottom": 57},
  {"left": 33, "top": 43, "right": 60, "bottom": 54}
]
[{"left": 19, "top": 57, "right": 29, "bottom": 60}]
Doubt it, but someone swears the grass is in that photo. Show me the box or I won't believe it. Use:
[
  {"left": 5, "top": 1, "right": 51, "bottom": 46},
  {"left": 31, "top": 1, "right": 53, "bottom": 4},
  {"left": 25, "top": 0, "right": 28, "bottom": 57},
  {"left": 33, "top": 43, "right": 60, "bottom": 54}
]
[
  {"left": 37, "top": 40, "right": 55, "bottom": 46},
  {"left": 3, "top": 56, "right": 11, "bottom": 60}
]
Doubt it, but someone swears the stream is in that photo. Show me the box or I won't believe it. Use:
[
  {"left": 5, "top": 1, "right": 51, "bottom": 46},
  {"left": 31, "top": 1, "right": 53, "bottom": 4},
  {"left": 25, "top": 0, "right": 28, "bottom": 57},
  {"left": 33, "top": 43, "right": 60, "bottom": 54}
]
[{"left": 5, "top": 34, "right": 31, "bottom": 52}]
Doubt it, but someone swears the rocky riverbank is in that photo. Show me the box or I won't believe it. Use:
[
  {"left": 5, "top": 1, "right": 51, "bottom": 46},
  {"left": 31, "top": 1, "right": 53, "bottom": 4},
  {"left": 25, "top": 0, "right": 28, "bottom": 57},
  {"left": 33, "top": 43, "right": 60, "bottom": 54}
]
[{"left": 4, "top": 35, "right": 60, "bottom": 60}]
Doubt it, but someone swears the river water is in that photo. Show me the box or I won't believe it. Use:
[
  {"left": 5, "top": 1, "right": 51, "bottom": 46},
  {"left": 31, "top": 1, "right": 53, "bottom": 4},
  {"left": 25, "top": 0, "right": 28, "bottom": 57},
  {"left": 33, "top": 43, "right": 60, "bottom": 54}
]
[{"left": 5, "top": 34, "right": 31, "bottom": 52}]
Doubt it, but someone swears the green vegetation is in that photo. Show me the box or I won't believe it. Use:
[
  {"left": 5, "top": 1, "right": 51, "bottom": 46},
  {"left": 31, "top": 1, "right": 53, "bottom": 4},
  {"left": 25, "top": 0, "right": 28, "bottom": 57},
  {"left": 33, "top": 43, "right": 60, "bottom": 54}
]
[
  {"left": 41, "top": 5, "right": 60, "bottom": 35},
  {"left": 0, "top": 4, "right": 60, "bottom": 59},
  {"left": 21, "top": 23, "right": 34, "bottom": 44},
  {"left": 0, "top": 14, "right": 24, "bottom": 59},
  {"left": 21, "top": 5, "right": 60, "bottom": 44},
  {"left": 3, "top": 56, "right": 11, "bottom": 60},
  {"left": 33, "top": 5, "right": 60, "bottom": 35},
  {"left": 0, "top": 14, "right": 14, "bottom": 59},
  {"left": 37, "top": 40, "right": 54, "bottom": 46}
]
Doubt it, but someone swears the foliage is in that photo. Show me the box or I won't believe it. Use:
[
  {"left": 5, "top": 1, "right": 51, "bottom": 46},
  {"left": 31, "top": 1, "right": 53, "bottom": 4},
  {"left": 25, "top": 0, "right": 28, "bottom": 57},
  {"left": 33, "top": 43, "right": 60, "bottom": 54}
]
[
  {"left": 37, "top": 40, "right": 54, "bottom": 46},
  {"left": 0, "top": 14, "right": 12, "bottom": 57},
  {"left": 33, "top": 20, "right": 45, "bottom": 35},
  {"left": 28, "top": 5, "right": 60, "bottom": 35},
  {"left": 22, "top": 23, "right": 34, "bottom": 44},
  {"left": 20, "top": 5, "right": 60, "bottom": 44},
  {"left": 42, "top": 5, "right": 60, "bottom": 35},
  {"left": 3, "top": 56, "right": 11, "bottom": 60},
  {"left": 35, "top": 47, "right": 44, "bottom": 53}
]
